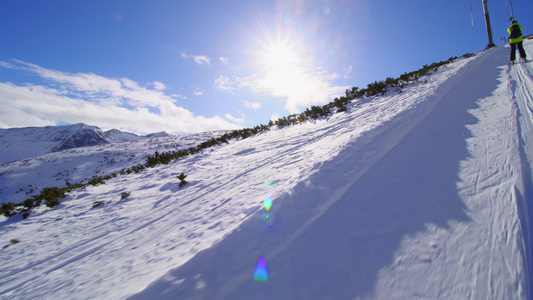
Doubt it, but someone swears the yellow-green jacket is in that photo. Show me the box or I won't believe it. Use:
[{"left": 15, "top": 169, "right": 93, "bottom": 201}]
[{"left": 508, "top": 23, "right": 523, "bottom": 44}]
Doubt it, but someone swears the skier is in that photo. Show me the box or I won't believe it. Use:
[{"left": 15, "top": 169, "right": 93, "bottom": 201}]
[{"left": 508, "top": 20, "right": 527, "bottom": 64}]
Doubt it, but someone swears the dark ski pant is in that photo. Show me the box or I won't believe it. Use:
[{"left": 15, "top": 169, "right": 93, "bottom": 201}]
[{"left": 510, "top": 41, "right": 527, "bottom": 61}]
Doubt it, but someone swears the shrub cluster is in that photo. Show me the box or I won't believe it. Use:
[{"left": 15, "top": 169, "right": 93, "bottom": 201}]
[
  {"left": 144, "top": 133, "right": 246, "bottom": 168},
  {"left": 2, "top": 186, "right": 67, "bottom": 218},
  {"left": 266, "top": 55, "right": 465, "bottom": 129},
  {"left": 1, "top": 174, "right": 119, "bottom": 218}
]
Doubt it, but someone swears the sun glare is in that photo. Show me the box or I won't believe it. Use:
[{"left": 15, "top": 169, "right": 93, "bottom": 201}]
[
  {"left": 263, "top": 43, "right": 297, "bottom": 70},
  {"left": 239, "top": 5, "right": 346, "bottom": 114}
]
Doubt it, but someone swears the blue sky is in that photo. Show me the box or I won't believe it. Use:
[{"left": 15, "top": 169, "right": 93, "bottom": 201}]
[{"left": 1, "top": 0, "right": 531, "bottom": 134}]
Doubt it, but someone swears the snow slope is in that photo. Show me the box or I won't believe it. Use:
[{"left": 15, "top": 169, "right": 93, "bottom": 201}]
[
  {"left": 0, "top": 130, "right": 230, "bottom": 204},
  {"left": 1, "top": 41, "right": 532, "bottom": 299}
]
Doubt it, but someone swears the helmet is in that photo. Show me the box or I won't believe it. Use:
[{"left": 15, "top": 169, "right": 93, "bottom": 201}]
[{"left": 512, "top": 20, "right": 518, "bottom": 24}]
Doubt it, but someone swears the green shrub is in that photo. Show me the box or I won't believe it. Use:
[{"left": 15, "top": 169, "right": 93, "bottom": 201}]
[
  {"left": 121, "top": 192, "right": 131, "bottom": 200},
  {"left": 22, "top": 198, "right": 34, "bottom": 209},
  {"left": 1, "top": 202, "right": 16, "bottom": 218},
  {"left": 41, "top": 187, "right": 65, "bottom": 208},
  {"left": 92, "top": 201, "right": 105, "bottom": 208},
  {"left": 177, "top": 173, "right": 188, "bottom": 187},
  {"left": 88, "top": 177, "right": 106, "bottom": 186},
  {"left": 366, "top": 80, "right": 388, "bottom": 97},
  {"left": 45, "top": 198, "right": 61, "bottom": 208}
]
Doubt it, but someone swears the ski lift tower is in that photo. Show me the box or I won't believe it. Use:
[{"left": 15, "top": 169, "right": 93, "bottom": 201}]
[{"left": 483, "top": 0, "right": 496, "bottom": 49}]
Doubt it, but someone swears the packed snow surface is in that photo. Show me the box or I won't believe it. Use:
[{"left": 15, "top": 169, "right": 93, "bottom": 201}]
[{"left": 1, "top": 41, "right": 532, "bottom": 299}]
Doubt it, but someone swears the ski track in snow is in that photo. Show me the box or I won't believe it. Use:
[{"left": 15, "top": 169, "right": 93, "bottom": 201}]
[
  {"left": 1, "top": 41, "right": 532, "bottom": 299},
  {"left": 510, "top": 49, "right": 533, "bottom": 299}
]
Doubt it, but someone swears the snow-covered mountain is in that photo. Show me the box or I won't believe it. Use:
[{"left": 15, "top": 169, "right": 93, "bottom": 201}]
[
  {"left": 1, "top": 41, "right": 532, "bottom": 299},
  {"left": 0, "top": 129, "right": 230, "bottom": 204},
  {"left": 0, "top": 123, "right": 169, "bottom": 164},
  {"left": 101, "top": 128, "right": 146, "bottom": 143}
]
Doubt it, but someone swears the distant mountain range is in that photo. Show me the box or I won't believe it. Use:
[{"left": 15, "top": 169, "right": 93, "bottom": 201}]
[{"left": 0, "top": 123, "right": 170, "bottom": 164}]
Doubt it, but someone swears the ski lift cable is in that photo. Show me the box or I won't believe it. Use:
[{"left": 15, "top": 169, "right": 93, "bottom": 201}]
[
  {"left": 470, "top": 0, "right": 484, "bottom": 17},
  {"left": 508, "top": 0, "right": 515, "bottom": 20},
  {"left": 470, "top": 0, "right": 475, "bottom": 29},
  {"left": 469, "top": 0, "right": 484, "bottom": 30},
  {"left": 506, "top": 0, "right": 515, "bottom": 27}
]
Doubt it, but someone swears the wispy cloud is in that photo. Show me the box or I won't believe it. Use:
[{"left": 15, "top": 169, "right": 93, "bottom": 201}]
[
  {"left": 224, "top": 113, "right": 245, "bottom": 124},
  {"left": 343, "top": 66, "right": 353, "bottom": 79},
  {"left": 270, "top": 113, "right": 280, "bottom": 122},
  {"left": 219, "top": 57, "right": 229, "bottom": 66},
  {"left": 214, "top": 75, "right": 234, "bottom": 91},
  {"left": 0, "top": 61, "right": 15, "bottom": 68},
  {"left": 151, "top": 81, "right": 167, "bottom": 91},
  {"left": 0, "top": 60, "right": 242, "bottom": 134},
  {"left": 180, "top": 52, "right": 211, "bottom": 66},
  {"left": 193, "top": 55, "right": 210, "bottom": 66},
  {"left": 244, "top": 100, "right": 262, "bottom": 109}
]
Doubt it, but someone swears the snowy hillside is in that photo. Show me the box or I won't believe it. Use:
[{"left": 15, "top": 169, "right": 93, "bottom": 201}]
[
  {"left": 0, "top": 130, "right": 230, "bottom": 204},
  {"left": 0, "top": 123, "right": 167, "bottom": 164},
  {"left": 1, "top": 41, "right": 533, "bottom": 299}
]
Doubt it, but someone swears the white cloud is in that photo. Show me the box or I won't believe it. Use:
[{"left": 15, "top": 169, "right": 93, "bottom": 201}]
[
  {"left": 244, "top": 100, "right": 262, "bottom": 109},
  {"left": 193, "top": 91, "right": 204, "bottom": 96},
  {"left": 219, "top": 57, "right": 229, "bottom": 65},
  {"left": 0, "top": 61, "right": 15, "bottom": 69},
  {"left": 240, "top": 65, "right": 348, "bottom": 114},
  {"left": 0, "top": 60, "right": 242, "bottom": 134},
  {"left": 214, "top": 75, "right": 234, "bottom": 91},
  {"left": 343, "top": 66, "right": 353, "bottom": 79},
  {"left": 224, "top": 113, "right": 245, "bottom": 124},
  {"left": 192, "top": 55, "right": 210, "bottom": 66},
  {"left": 180, "top": 52, "right": 211, "bottom": 66},
  {"left": 151, "top": 81, "right": 166, "bottom": 91}
]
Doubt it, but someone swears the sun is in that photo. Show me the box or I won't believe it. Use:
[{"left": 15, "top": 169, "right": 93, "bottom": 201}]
[
  {"left": 240, "top": 13, "right": 308, "bottom": 73},
  {"left": 262, "top": 42, "right": 298, "bottom": 71},
  {"left": 237, "top": 7, "right": 346, "bottom": 114}
]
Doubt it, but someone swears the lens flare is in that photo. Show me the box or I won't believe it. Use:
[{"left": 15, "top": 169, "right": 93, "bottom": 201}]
[
  {"left": 263, "top": 198, "right": 272, "bottom": 211},
  {"left": 253, "top": 257, "right": 269, "bottom": 282},
  {"left": 265, "top": 177, "right": 276, "bottom": 187}
]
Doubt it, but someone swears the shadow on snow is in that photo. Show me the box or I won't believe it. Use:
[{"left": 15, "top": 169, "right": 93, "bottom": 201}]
[{"left": 129, "top": 48, "right": 506, "bottom": 299}]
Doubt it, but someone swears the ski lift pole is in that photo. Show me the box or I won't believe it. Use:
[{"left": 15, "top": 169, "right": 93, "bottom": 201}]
[{"left": 482, "top": 0, "right": 496, "bottom": 49}]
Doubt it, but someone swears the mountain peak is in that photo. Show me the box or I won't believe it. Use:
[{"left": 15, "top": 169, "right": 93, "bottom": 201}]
[{"left": 0, "top": 124, "right": 168, "bottom": 164}]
